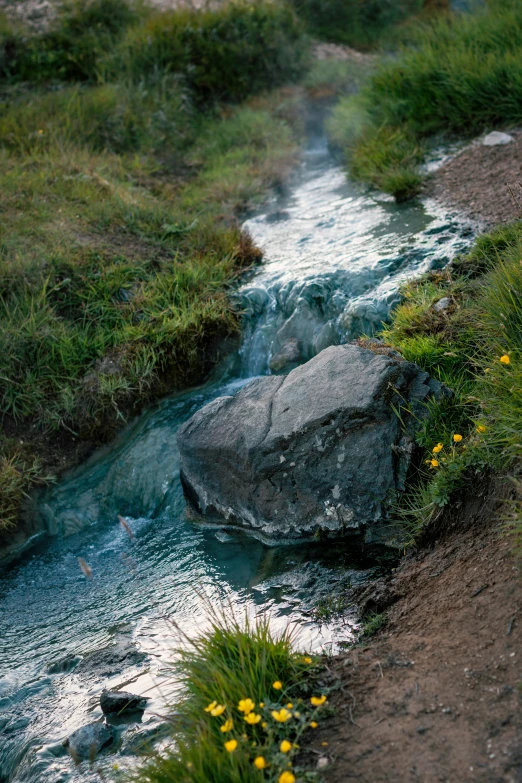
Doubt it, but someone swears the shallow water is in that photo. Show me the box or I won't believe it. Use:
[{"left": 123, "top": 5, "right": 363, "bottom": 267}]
[{"left": 0, "top": 139, "right": 474, "bottom": 782}]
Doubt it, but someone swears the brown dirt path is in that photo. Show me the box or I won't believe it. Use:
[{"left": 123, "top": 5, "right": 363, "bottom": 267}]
[
  {"left": 426, "top": 132, "right": 522, "bottom": 228},
  {"left": 307, "top": 482, "right": 522, "bottom": 783}
]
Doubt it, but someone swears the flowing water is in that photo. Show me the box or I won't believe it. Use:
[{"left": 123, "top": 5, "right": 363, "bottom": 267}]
[{"left": 0, "top": 135, "right": 475, "bottom": 783}]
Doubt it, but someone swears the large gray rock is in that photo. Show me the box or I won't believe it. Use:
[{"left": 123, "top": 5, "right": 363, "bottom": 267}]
[{"left": 177, "top": 345, "right": 445, "bottom": 542}]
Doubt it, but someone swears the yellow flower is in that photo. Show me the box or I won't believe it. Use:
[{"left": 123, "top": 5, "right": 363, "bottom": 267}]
[
  {"left": 432, "top": 443, "right": 443, "bottom": 453},
  {"left": 224, "top": 739, "right": 238, "bottom": 752},
  {"left": 286, "top": 703, "right": 293, "bottom": 709},
  {"left": 238, "top": 698, "right": 255, "bottom": 714},
  {"left": 321, "top": 741, "right": 329, "bottom": 747},
  {"left": 310, "top": 695, "right": 327, "bottom": 706},
  {"left": 430, "top": 459, "right": 439, "bottom": 468},
  {"left": 293, "top": 711, "right": 301, "bottom": 717},
  {"left": 254, "top": 756, "right": 267, "bottom": 769},
  {"left": 210, "top": 704, "right": 226, "bottom": 717},
  {"left": 204, "top": 700, "right": 217, "bottom": 712},
  {"left": 279, "top": 772, "right": 295, "bottom": 783},
  {"left": 500, "top": 355, "right": 510, "bottom": 365},
  {"left": 272, "top": 708, "right": 292, "bottom": 723},
  {"left": 259, "top": 702, "right": 265, "bottom": 708},
  {"left": 262, "top": 721, "right": 267, "bottom": 729},
  {"left": 477, "top": 424, "right": 487, "bottom": 433},
  {"left": 310, "top": 721, "right": 318, "bottom": 728},
  {"left": 244, "top": 712, "right": 262, "bottom": 725},
  {"left": 303, "top": 656, "right": 313, "bottom": 664},
  {"left": 220, "top": 718, "right": 233, "bottom": 733},
  {"left": 453, "top": 434, "right": 463, "bottom": 443},
  {"left": 272, "top": 681, "right": 283, "bottom": 690},
  {"left": 280, "top": 740, "right": 292, "bottom": 753}
]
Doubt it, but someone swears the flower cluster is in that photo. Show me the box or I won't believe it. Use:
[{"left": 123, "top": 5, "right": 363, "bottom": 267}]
[{"left": 202, "top": 662, "right": 328, "bottom": 782}]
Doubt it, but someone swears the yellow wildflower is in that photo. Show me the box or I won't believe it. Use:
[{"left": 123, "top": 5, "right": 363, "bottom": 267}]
[
  {"left": 220, "top": 718, "right": 233, "bottom": 733},
  {"left": 477, "top": 424, "right": 487, "bottom": 433},
  {"left": 310, "top": 721, "right": 318, "bottom": 728},
  {"left": 453, "top": 434, "right": 463, "bottom": 443},
  {"left": 254, "top": 756, "right": 267, "bottom": 769},
  {"left": 430, "top": 459, "right": 439, "bottom": 468},
  {"left": 432, "top": 443, "right": 443, "bottom": 453},
  {"left": 259, "top": 702, "right": 265, "bottom": 708},
  {"left": 280, "top": 740, "right": 292, "bottom": 753},
  {"left": 224, "top": 739, "right": 238, "bottom": 752},
  {"left": 272, "top": 681, "right": 283, "bottom": 690},
  {"left": 210, "top": 704, "right": 226, "bottom": 717},
  {"left": 321, "top": 741, "right": 329, "bottom": 747},
  {"left": 204, "top": 700, "right": 217, "bottom": 712},
  {"left": 286, "top": 702, "right": 293, "bottom": 709},
  {"left": 262, "top": 721, "right": 267, "bottom": 729},
  {"left": 303, "top": 656, "right": 313, "bottom": 664},
  {"left": 244, "top": 712, "right": 262, "bottom": 725},
  {"left": 238, "top": 698, "right": 255, "bottom": 714},
  {"left": 500, "top": 355, "right": 510, "bottom": 365},
  {"left": 272, "top": 708, "right": 292, "bottom": 723},
  {"left": 310, "top": 695, "right": 327, "bottom": 706},
  {"left": 279, "top": 772, "right": 295, "bottom": 783}
]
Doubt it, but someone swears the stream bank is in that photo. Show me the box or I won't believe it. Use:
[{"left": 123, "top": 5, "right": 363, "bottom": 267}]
[{"left": 306, "top": 479, "right": 522, "bottom": 783}]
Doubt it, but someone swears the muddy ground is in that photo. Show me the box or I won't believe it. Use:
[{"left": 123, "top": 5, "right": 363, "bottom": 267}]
[
  {"left": 426, "top": 131, "right": 522, "bottom": 228},
  {"left": 306, "top": 480, "right": 522, "bottom": 783}
]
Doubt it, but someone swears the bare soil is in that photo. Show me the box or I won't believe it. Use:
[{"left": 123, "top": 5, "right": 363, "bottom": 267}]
[
  {"left": 426, "top": 132, "right": 522, "bottom": 228},
  {"left": 306, "top": 480, "right": 522, "bottom": 783}
]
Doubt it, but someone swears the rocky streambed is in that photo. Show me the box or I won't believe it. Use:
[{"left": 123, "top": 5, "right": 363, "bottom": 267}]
[{"left": 0, "top": 135, "right": 475, "bottom": 783}]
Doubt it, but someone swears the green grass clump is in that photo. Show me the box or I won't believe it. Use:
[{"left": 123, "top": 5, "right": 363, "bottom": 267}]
[
  {"left": 328, "top": 1, "right": 522, "bottom": 199},
  {"left": 290, "top": 0, "right": 423, "bottom": 49},
  {"left": 109, "top": 1, "right": 310, "bottom": 104},
  {"left": 1, "top": 0, "right": 310, "bottom": 104},
  {"left": 134, "top": 613, "right": 325, "bottom": 783},
  {"left": 380, "top": 222, "right": 522, "bottom": 538}
]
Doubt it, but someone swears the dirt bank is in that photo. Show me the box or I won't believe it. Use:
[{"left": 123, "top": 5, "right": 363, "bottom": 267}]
[
  {"left": 426, "top": 132, "right": 522, "bottom": 228},
  {"left": 307, "top": 480, "right": 522, "bottom": 783}
]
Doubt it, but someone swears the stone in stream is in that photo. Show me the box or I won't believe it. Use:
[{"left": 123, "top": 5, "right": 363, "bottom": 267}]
[
  {"left": 177, "top": 345, "right": 447, "bottom": 542},
  {"left": 63, "top": 721, "right": 112, "bottom": 760},
  {"left": 100, "top": 689, "right": 148, "bottom": 715}
]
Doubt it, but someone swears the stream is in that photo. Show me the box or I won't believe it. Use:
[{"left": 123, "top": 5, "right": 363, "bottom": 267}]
[{"left": 0, "top": 134, "right": 475, "bottom": 783}]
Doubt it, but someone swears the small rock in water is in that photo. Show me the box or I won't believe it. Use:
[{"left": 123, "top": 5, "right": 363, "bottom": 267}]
[
  {"left": 63, "top": 721, "right": 112, "bottom": 760},
  {"left": 47, "top": 654, "right": 81, "bottom": 674},
  {"left": 100, "top": 689, "right": 148, "bottom": 715},
  {"left": 269, "top": 338, "right": 303, "bottom": 372},
  {"left": 482, "top": 131, "right": 514, "bottom": 146},
  {"left": 433, "top": 297, "right": 451, "bottom": 312}
]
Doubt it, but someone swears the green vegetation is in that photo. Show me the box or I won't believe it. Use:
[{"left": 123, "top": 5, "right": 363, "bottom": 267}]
[
  {"left": 132, "top": 613, "right": 326, "bottom": 783},
  {"left": 379, "top": 222, "right": 522, "bottom": 538},
  {"left": 291, "top": 0, "right": 424, "bottom": 49},
  {"left": 328, "top": 0, "right": 522, "bottom": 198},
  {"left": 361, "top": 612, "right": 387, "bottom": 637},
  {"left": 0, "top": 0, "right": 309, "bottom": 537}
]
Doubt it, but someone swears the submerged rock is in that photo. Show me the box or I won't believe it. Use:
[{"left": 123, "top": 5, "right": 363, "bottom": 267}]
[
  {"left": 178, "top": 345, "right": 446, "bottom": 542},
  {"left": 100, "top": 689, "right": 148, "bottom": 715},
  {"left": 63, "top": 722, "right": 112, "bottom": 760}
]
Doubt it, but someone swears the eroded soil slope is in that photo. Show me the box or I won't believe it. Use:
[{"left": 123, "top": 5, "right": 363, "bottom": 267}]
[{"left": 308, "top": 482, "right": 522, "bottom": 783}]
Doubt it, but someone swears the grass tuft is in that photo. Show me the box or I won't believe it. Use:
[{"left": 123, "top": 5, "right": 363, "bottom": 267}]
[{"left": 132, "top": 611, "right": 325, "bottom": 783}]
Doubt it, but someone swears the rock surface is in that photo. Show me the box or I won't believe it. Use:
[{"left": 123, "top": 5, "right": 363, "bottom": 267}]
[
  {"left": 100, "top": 689, "right": 148, "bottom": 715},
  {"left": 63, "top": 722, "right": 112, "bottom": 759},
  {"left": 178, "top": 345, "right": 445, "bottom": 541}
]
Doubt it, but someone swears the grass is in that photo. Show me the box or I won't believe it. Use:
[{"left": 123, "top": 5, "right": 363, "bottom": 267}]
[
  {"left": 378, "top": 221, "right": 522, "bottom": 539},
  {"left": 0, "top": 0, "right": 308, "bottom": 539},
  {"left": 130, "top": 611, "right": 327, "bottom": 783},
  {"left": 290, "top": 0, "right": 426, "bottom": 49},
  {"left": 327, "top": 0, "right": 522, "bottom": 199}
]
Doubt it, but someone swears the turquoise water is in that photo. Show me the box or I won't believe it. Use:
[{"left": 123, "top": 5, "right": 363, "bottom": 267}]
[{"left": 0, "top": 140, "right": 474, "bottom": 782}]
